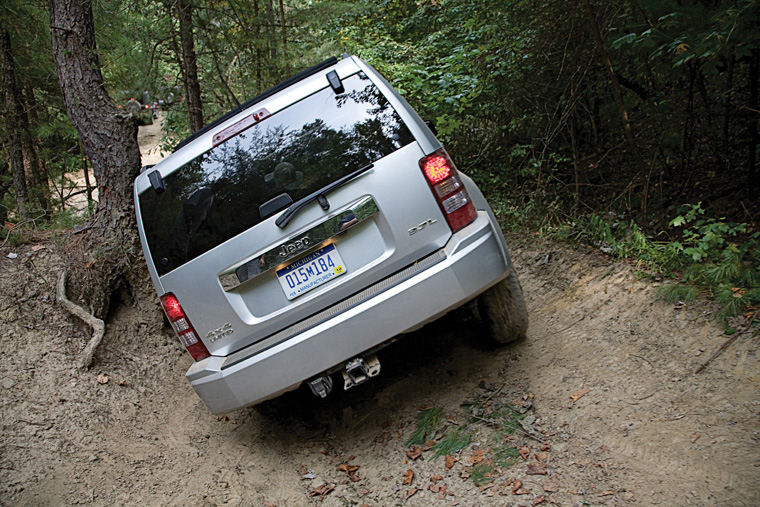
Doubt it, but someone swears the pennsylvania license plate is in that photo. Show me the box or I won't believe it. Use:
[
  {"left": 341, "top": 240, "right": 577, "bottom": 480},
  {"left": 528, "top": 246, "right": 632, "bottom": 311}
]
[{"left": 276, "top": 244, "right": 347, "bottom": 300}]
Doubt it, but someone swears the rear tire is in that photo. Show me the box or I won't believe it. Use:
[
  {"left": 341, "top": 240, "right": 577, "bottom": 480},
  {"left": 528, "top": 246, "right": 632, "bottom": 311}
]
[{"left": 477, "top": 268, "right": 528, "bottom": 344}]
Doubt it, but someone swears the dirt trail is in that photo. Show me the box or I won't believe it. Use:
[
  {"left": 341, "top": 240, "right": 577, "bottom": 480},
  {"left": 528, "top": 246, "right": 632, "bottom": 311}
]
[
  {"left": 1, "top": 235, "right": 758, "bottom": 506},
  {"left": 1, "top": 122, "right": 758, "bottom": 505}
]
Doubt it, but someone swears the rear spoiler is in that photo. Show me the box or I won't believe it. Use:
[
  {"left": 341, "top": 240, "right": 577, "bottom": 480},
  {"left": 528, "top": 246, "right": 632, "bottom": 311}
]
[{"left": 172, "top": 57, "right": 340, "bottom": 153}]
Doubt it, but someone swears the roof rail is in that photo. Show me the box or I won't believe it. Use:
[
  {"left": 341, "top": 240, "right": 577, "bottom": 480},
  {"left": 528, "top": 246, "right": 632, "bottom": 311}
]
[{"left": 172, "top": 57, "right": 340, "bottom": 152}]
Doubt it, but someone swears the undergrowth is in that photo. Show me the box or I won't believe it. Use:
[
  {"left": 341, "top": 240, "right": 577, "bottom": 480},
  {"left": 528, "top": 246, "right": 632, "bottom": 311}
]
[{"left": 550, "top": 203, "right": 760, "bottom": 324}]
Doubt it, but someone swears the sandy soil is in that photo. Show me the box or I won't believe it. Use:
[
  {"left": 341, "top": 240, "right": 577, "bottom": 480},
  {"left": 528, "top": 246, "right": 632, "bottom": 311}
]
[
  {"left": 1, "top": 234, "right": 758, "bottom": 506},
  {"left": 1, "top": 121, "right": 758, "bottom": 505}
]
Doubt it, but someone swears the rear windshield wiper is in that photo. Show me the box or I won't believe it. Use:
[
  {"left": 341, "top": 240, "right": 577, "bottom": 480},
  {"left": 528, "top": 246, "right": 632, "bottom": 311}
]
[{"left": 275, "top": 163, "right": 374, "bottom": 228}]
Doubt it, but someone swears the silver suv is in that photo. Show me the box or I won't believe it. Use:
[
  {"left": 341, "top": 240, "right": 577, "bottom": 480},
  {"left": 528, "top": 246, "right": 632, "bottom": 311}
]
[{"left": 134, "top": 55, "right": 527, "bottom": 413}]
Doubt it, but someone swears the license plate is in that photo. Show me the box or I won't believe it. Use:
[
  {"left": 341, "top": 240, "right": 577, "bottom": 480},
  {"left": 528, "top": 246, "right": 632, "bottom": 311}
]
[{"left": 276, "top": 244, "right": 346, "bottom": 300}]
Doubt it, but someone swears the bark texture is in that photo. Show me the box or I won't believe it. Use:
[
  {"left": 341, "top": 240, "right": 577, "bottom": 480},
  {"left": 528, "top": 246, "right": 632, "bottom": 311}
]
[
  {"left": 49, "top": 0, "right": 153, "bottom": 319},
  {"left": 0, "top": 29, "right": 30, "bottom": 219},
  {"left": 177, "top": 0, "right": 204, "bottom": 132}
]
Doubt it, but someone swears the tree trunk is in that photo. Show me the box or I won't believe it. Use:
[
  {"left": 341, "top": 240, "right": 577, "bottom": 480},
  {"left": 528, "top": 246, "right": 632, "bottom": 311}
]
[
  {"left": 177, "top": 0, "right": 204, "bottom": 132},
  {"left": 19, "top": 88, "right": 50, "bottom": 215},
  {"left": 0, "top": 29, "right": 30, "bottom": 219},
  {"left": 749, "top": 49, "right": 759, "bottom": 192},
  {"left": 49, "top": 0, "right": 153, "bottom": 320}
]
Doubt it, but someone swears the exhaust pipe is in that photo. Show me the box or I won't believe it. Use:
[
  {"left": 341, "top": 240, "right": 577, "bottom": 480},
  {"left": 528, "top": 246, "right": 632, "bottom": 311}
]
[{"left": 307, "top": 375, "right": 333, "bottom": 398}]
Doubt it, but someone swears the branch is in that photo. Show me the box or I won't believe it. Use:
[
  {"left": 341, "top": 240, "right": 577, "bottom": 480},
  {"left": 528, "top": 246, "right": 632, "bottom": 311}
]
[{"left": 57, "top": 270, "right": 105, "bottom": 370}]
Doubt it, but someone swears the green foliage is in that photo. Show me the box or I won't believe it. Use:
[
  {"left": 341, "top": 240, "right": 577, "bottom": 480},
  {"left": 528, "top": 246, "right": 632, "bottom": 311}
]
[
  {"left": 406, "top": 407, "right": 443, "bottom": 447},
  {"left": 656, "top": 283, "right": 698, "bottom": 303},
  {"left": 431, "top": 428, "right": 472, "bottom": 459},
  {"left": 561, "top": 205, "right": 759, "bottom": 322},
  {"left": 470, "top": 462, "right": 494, "bottom": 486}
]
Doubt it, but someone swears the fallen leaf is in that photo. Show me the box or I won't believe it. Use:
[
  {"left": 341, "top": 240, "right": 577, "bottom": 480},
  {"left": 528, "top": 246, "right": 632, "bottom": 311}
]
[
  {"left": 690, "top": 433, "right": 701, "bottom": 443},
  {"left": 118, "top": 379, "right": 127, "bottom": 386},
  {"left": 436, "top": 483, "right": 447, "bottom": 500},
  {"left": 445, "top": 454, "right": 456, "bottom": 470},
  {"left": 31, "top": 245, "right": 44, "bottom": 251},
  {"left": 514, "top": 488, "right": 531, "bottom": 495},
  {"left": 431, "top": 473, "right": 443, "bottom": 483},
  {"left": 348, "top": 474, "right": 361, "bottom": 482},
  {"left": 534, "top": 451, "right": 548, "bottom": 462},
  {"left": 308, "top": 484, "right": 334, "bottom": 497},
  {"left": 96, "top": 373, "right": 109, "bottom": 384},
  {"left": 517, "top": 445, "right": 530, "bottom": 460},
  {"left": 4, "top": 222, "right": 14, "bottom": 230},
  {"left": 540, "top": 443, "right": 551, "bottom": 451},
  {"left": 403, "top": 469, "right": 414, "bottom": 486},
  {"left": 459, "top": 467, "right": 471, "bottom": 480},
  {"left": 598, "top": 490, "right": 616, "bottom": 496},
  {"left": 532, "top": 495, "right": 547, "bottom": 506},
  {"left": 263, "top": 502, "right": 277, "bottom": 507},
  {"left": 526, "top": 462, "right": 547, "bottom": 475},
  {"left": 338, "top": 464, "right": 359, "bottom": 473},
  {"left": 347, "top": 454, "right": 356, "bottom": 461},
  {"left": 422, "top": 439, "right": 436, "bottom": 451},
  {"left": 406, "top": 446, "right": 422, "bottom": 460},
  {"left": 570, "top": 388, "right": 590, "bottom": 403},
  {"left": 429, "top": 483, "right": 440, "bottom": 493},
  {"left": 86, "top": 260, "right": 95, "bottom": 269},
  {"left": 469, "top": 449, "right": 485, "bottom": 464},
  {"left": 406, "top": 487, "right": 418, "bottom": 499},
  {"left": 512, "top": 479, "right": 523, "bottom": 493}
]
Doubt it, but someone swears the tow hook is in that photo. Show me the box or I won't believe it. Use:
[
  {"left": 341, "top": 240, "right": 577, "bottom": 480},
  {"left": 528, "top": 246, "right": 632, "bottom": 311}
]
[
  {"left": 342, "top": 355, "right": 381, "bottom": 390},
  {"left": 307, "top": 375, "right": 334, "bottom": 399}
]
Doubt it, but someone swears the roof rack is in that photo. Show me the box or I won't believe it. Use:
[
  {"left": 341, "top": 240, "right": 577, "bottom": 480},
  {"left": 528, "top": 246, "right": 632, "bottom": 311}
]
[{"left": 172, "top": 56, "right": 340, "bottom": 153}]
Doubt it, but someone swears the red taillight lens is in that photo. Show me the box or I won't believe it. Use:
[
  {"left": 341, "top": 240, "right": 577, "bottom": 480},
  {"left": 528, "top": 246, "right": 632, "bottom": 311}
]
[
  {"left": 422, "top": 154, "right": 451, "bottom": 184},
  {"left": 159, "top": 293, "right": 210, "bottom": 361},
  {"left": 419, "top": 150, "right": 477, "bottom": 232}
]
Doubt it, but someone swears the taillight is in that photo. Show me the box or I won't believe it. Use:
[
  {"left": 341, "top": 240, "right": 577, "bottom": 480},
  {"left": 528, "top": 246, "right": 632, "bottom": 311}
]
[
  {"left": 419, "top": 150, "right": 477, "bottom": 232},
  {"left": 159, "top": 293, "right": 210, "bottom": 361}
]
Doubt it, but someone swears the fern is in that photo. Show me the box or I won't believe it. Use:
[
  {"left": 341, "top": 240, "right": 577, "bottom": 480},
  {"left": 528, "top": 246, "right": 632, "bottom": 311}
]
[{"left": 406, "top": 407, "right": 443, "bottom": 447}]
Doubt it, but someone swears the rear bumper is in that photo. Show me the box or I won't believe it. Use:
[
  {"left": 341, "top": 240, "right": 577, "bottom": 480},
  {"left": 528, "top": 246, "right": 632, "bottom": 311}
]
[{"left": 186, "top": 211, "right": 510, "bottom": 413}]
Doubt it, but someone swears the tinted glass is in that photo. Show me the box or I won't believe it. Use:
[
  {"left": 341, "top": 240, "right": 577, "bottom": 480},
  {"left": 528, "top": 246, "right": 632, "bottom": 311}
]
[{"left": 139, "top": 73, "right": 414, "bottom": 276}]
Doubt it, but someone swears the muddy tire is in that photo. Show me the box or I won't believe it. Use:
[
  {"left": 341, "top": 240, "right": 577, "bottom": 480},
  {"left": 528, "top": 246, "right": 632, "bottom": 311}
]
[{"left": 477, "top": 268, "right": 528, "bottom": 344}]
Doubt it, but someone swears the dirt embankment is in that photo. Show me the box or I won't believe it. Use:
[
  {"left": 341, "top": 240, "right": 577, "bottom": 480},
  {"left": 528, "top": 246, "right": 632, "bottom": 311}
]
[{"left": 1, "top": 232, "right": 758, "bottom": 506}]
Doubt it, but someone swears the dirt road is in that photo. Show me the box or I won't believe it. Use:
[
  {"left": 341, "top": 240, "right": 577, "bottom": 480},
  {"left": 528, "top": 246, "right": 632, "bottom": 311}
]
[{"left": 1, "top": 232, "right": 758, "bottom": 505}]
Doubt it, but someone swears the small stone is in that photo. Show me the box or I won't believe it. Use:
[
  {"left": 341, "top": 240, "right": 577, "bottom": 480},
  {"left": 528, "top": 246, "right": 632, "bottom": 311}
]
[
  {"left": 88, "top": 454, "right": 98, "bottom": 462},
  {"left": 6, "top": 253, "right": 18, "bottom": 259},
  {"left": 0, "top": 377, "right": 16, "bottom": 389}
]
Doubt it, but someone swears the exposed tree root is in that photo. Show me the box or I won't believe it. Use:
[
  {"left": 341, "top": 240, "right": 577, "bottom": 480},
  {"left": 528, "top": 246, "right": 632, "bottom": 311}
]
[{"left": 57, "top": 270, "right": 105, "bottom": 370}]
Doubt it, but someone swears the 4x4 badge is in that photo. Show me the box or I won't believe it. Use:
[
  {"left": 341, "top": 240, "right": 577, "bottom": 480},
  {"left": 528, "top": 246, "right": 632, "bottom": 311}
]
[
  {"left": 279, "top": 236, "right": 311, "bottom": 257},
  {"left": 206, "top": 322, "right": 233, "bottom": 342}
]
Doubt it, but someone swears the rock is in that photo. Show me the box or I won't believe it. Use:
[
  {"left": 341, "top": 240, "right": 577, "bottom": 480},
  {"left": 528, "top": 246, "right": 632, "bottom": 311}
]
[
  {"left": 1, "top": 377, "right": 16, "bottom": 389},
  {"left": 6, "top": 253, "right": 18, "bottom": 259}
]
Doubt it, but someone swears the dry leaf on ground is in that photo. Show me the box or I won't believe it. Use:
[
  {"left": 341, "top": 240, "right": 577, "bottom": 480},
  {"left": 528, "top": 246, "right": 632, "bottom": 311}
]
[
  {"left": 403, "top": 469, "right": 414, "bottom": 486},
  {"left": 405, "top": 487, "right": 418, "bottom": 499},
  {"left": 96, "top": 373, "right": 109, "bottom": 384},
  {"left": 469, "top": 449, "right": 484, "bottom": 464},
  {"left": 526, "top": 462, "right": 547, "bottom": 475},
  {"left": 570, "top": 387, "right": 590, "bottom": 403},
  {"left": 431, "top": 473, "right": 443, "bottom": 483},
  {"left": 512, "top": 479, "right": 523, "bottom": 493},
  {"left": 445, "top": 454, "right": 456, "bottom": 470},
  {"left": 517, "top": 445, "right": 530, "bottom": 460},
  {"left": 308, "top": 484, "right": 334, "bottom": 497},
  {"left": 406, "top": 446, "right": 422, "bottom": 460}
]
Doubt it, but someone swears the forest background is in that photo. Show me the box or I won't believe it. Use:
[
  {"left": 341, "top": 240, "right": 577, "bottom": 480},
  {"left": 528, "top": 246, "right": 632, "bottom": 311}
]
[{"left": 1, "top": 0, "right": 759, "bottom": 324}]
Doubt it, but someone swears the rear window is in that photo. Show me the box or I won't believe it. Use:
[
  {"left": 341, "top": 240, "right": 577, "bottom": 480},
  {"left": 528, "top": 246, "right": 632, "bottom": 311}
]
[{"left": 139, "top": 72, "right": 414, "bottom": 276}]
